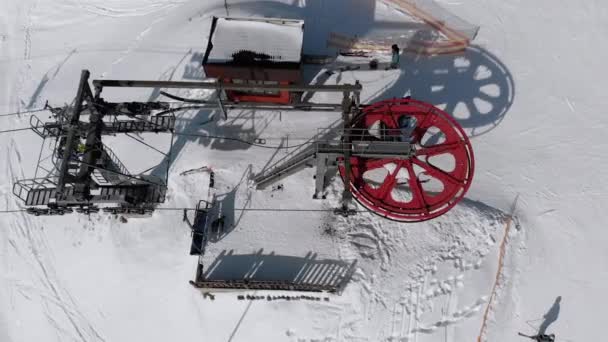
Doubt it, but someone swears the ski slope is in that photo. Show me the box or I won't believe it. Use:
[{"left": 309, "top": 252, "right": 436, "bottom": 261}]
[{"left": 1, "top": 0, "right": 607, "bottom": 341}]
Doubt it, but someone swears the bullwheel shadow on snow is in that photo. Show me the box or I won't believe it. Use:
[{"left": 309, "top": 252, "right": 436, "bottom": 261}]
[
  {"left": 367, "top": 45, "right": 515, "bottom": 138},
  {"left": 202, "top": 249, "right": 357, "bottom": 293}
]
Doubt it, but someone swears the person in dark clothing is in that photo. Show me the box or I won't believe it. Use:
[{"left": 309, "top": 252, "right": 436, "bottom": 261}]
[
  {"left": 519, "top": 332, "right": 555, "bottom": 342},
  {"left": 535, "top": 334, "right": 555, "bottom": 342},
  {"left": 390, "top": 44, "right": 400, "bottom": 69}
]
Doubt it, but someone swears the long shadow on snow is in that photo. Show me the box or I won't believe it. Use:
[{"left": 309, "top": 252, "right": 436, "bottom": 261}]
[
  {"left": 204, "top": 249, "right": 357, "bottom": 293},
  {"left": 204, "top": 3, "right": 514, "bottom": 137},
  {"left": 150, "top": 107, "right": 279, "bottom": 181},
  {"left": 538, "top": 296, "right": 561, "bottom": 335}
]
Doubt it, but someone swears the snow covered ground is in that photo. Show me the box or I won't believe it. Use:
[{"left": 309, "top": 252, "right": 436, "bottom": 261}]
[{"left": 1, "top": 0, "right": 607, "bottom": 341}]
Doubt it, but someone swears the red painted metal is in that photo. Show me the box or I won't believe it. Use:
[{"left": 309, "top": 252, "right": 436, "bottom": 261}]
[
  {"left": 338, "top": 98, "right": 474, "bottom": 222},
  {"left": 226, "top": 81, "right": 292, "bottom": 104},
  {"left": 215, "top": 78, "right": 293, "bottom": 104}
]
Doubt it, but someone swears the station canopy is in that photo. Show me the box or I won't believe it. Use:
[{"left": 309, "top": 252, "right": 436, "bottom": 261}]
[{"left": 206, "top": 17, "right": 305, "bottom": 65}]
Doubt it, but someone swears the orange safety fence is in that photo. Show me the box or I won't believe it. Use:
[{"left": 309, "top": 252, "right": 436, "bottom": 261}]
[
  {"left": 477, "top": 197, "right": 519, "bottom": 342},
  {"left": 327, "top": 0, "right": 479, "bottom": 55}
]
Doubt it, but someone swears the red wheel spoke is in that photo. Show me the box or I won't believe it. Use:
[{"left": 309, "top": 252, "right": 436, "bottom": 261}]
[
  {"left": 387, "top": 107, "right": 400, "bottom": 129},
  {"left": 416, "top": 110, "right": 438, "bottom": 130},
  {"left": 412, "top": 158, "right": 464, "bottom": 186},
  {"left": 416, "top": 141, "right": 463, "bottom": 157},
  {"left": 375, "top": 162, "right": 403, "bottom": 200},
  {"left": 404, "top": 161, "right": 426, "bottom": 208}
]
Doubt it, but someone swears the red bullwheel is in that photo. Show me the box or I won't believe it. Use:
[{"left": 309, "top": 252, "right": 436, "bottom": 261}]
[{"left": 338, "top": 98, "right": 475, "bottom": 222}]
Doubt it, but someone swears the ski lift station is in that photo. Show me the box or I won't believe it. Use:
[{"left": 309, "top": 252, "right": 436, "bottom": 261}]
[{"left": 12, "top": 7, "right": 482, "bottom": 294}]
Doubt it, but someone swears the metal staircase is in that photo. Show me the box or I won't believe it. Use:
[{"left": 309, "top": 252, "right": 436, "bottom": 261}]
[
  {"left": 253, "top": 148, "right": 316, "bottom": 189},
  {"left": 253, "top": 123, "right": 343, "bottom": 189},
  {"left": 99, "top": 183, "right": 166, "bottom": 204},
  {"left": 91, "top": 144, "right": 132, "bottom": 186}
]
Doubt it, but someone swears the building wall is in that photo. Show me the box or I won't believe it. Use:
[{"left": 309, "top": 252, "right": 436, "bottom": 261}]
[{"left": 204, "top": 64, "right": 301, "bottom": 104}]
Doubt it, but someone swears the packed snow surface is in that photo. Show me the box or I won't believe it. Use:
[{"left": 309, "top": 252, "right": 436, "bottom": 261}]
[{"left": 1, "top": 0, "right": 607, "bottom": 341}]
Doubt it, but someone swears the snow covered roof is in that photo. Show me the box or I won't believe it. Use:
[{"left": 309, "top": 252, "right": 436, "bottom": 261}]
[{"left": 205, "top": 17, "right": 304, "bottom": 65}]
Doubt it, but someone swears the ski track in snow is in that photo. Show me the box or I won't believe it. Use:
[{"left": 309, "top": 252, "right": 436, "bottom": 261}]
[
  {"left": 65, "top": 0, "right": 188, "bottom": 18},
  {"left": 111, "top": 22, "right": 161, "bottom": 67},
  {"left": 3, "top": 138, "right": 105, "bottom": 341},
  {"left": 308, "top": 183, "right": 508, "bottom": 341}
]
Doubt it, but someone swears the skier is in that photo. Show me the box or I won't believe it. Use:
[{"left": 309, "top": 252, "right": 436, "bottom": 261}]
[
  {"left": 390, "top": 44, "right": 400, "bottom": 69},
  {"left": 518, "top": 332, "right": 556, "bottom": 342}
]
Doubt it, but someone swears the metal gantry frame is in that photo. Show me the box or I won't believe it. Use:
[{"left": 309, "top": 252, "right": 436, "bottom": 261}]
[
  {"left": 15, "top": 69, "right": 473, "bottom": 222},
  {"left": 14, "top": 70, "right": 176, "bottom": 215},
  {"left": 14, "top": 69, "right": 364, "bottom": 215},
  {"left": 93, "top": 74, "right": 364, "bottom": 215}
]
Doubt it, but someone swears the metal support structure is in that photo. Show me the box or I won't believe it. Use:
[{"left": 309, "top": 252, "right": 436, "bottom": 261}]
[
  {"left": 339, "top": 92, "right": 355, "bottom": 215},
  {"left": 17, "top": 70, "right": 366, "bottom": 216},
  {"left": 250, "top": 88, "right": 364, "bottom": 214},
  {"left": 93, "top": 79, "right": 362, "bottom": 93},
  {"left": 56, "top": 70, "right": 90, "bottom": 197},
  {"left": 15, "top": 70, "right": 178, "bottom": 215},
  {"left": 17, "top": 70, "right": 474, "bottom": 223},
  {"left": 251, "top": 98, "right": 474, "bottom": 223}
]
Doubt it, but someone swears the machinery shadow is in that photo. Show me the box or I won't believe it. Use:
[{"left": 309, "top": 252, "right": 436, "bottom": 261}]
[
  {"left": 150, "top": 108, "right": 216, "bottom": 180},
  {"left": 174, "top": 108, "right": 278, "bottom": 152},
  {"left": 366, "top": 45, "right": 515, "bottom": 138},
  {"left": 206, "top": 0, "right": 424, "bottom": 55},
  {"left": 207, "top": 164, "right": 253, "bottom": 242},
  {"left": 201, "top": 2, "right": 513, "bottom": 137},
  {"left": 151, "top": 106, "right": 278, "bottom": 179},
  {"left": 204, "top": 249, "right": 357, "bottom": 293},
  {"left": 182, "top": 52, "right": 206, "bottom": 80},
  {"left": 147, "top": 49, "right": 192, "bottom": 101}
]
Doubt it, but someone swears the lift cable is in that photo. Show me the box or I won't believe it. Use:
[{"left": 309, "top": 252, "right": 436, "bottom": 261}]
[
  {"left": 0, "top": 124, "right": 313, "bottom": 150},
  {"left": 0, "top": 207, "right": 367, "bottom": 215},
  {"left": 0, "top": 108, "right": 48, "bottom": 118},
  {"left": 0, "top": 127, "right": 35, "bottom": 134},
  {"left": 155, "top": 207, "right": 367, "bottom": 213},
  {"left": 113, "top": 109, "right": 313, "bottom": 150},
  {"left": 172, "top": 132, "right": 311, "bottom": 150}
]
